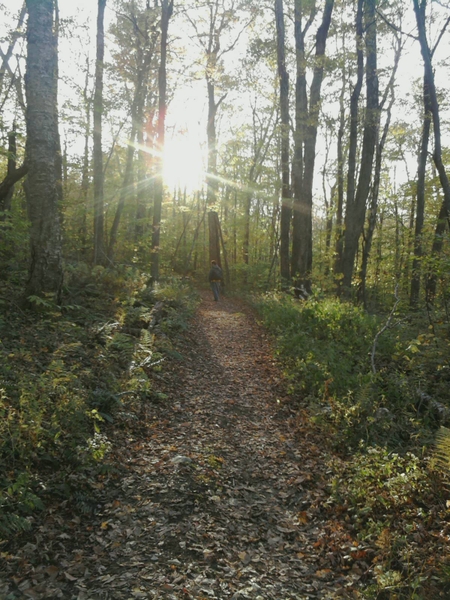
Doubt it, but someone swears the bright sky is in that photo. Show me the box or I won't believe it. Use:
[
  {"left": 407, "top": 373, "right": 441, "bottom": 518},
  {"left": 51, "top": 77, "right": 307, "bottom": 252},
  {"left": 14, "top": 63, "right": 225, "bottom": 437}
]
[
  {"left": 2, "top": 0, "right": 450, "bottom": 196},
  {"left": 1, "top": 0, "right": 208, "bottom": 192}
]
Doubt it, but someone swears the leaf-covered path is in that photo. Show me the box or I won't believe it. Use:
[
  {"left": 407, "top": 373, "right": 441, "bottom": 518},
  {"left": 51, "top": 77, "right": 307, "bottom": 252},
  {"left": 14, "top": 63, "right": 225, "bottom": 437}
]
[{"left": 3, "top": 292, "right": 363, "bottom": 599}]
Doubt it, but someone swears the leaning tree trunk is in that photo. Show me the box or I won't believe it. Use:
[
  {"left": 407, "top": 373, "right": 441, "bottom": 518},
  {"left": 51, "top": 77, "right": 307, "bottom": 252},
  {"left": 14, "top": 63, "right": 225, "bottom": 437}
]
[
  {"left": 0, "top": 124, "right": 28, "bottom": 214},
  {"left": 274, "top": 0, "right": 291, "bottom": 284},
  {"left": 151, "top": 0, "right": 173, "bottom": 283},
  {"left": 24, "top": 0, "right": 63, "bottom": 301},
  {"left": 93, "top": 0, "right": 106, "bottom": 265}
]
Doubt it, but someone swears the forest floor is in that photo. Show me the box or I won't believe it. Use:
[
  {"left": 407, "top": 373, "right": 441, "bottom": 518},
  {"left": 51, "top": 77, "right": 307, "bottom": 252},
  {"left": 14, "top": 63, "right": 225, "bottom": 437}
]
[{"left": 2, "top": 291, "right": 371, "bottom": 600}]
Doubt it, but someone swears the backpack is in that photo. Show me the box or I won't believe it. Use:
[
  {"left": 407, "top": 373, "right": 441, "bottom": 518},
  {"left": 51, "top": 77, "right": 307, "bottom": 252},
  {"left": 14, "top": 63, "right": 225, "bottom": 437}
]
[{"left": 211, "top": 265, "right": 222, "bottom": 280}]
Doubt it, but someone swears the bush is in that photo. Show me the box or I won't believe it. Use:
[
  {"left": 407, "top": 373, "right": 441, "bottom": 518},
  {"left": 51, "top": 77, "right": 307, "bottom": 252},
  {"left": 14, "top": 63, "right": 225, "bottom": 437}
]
[{"left": 255, "top": 294, "right": 379, "bottom": 401}]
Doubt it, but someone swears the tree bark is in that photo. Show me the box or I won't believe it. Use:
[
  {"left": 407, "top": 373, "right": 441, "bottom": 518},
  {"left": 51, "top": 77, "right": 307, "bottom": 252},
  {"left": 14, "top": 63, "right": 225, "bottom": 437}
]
[
  {"left": 359, "top": 32, "right": 401, "bottom": 305},
  {"left": 0, "top": 2, "right": 26, "bottom": 98},
  {"left": 341, "top": 0, "right": 379, "bottom": 293},
  {"left": 410, "top": 75, "right": 431, "bottom": 307},
  {"left": 274, "top": 0, "right": 291, "bottom": 284},
  {"left": 0, "top": 127, "right": 19, "bottom": 211},
  {"left": 151, "top": 0, "right": 173, "bottom": 283},
  {"left": 93, "top": 0, "right": 107, "bottom": 265},
  {"left": 0, "top": 161, "right": 28, "bottom": 211},
  {"left": 333, "top": 68, "right": 346, "bottom": 279},
  {"left": 412, "top": 0, "right": 450, "bottom": 303},
  {"left": 291, "top": 0, "right": 334, "bottom": 290},
  {"left": 24, "top": 0, "right": 63, "bottom": 300},
  {"left": 208, "top": 210, "right": 221, "bottom": 266}
]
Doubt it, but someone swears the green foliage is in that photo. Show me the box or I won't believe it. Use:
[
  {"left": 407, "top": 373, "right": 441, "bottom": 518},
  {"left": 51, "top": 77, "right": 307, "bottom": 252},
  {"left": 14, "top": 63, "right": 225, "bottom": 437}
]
[
  {"left": 434, "top": 426, "right": 450, "bottom": 479},
  {"left": 0, "top": 268, "right": 196, "bottom": 542},
  {"left": 328, "top": 447, "right": 440, "bottom": 598},
  {"left": 256, "top": 294, "right": 378, "bottom": 401},
  {"left": 0, "top": 473, "right": 44, "bottom": 537},
  {"left": 255, "top": 293, "right": 450, "bottom": 450}
]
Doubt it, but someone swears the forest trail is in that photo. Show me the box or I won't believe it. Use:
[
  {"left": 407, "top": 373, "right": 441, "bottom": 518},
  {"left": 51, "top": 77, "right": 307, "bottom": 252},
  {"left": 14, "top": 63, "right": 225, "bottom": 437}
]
[{"left": 3, "top": 292, "right": 362, "bottom": 600}]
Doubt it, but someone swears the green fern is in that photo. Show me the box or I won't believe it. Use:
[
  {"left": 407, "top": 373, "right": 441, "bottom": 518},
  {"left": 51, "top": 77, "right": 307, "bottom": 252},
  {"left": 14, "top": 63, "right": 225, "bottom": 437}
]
[
  {"left": 434, "top": 426, "right": 450, "bottom": 477},
  {"left": 0, "top": 512, "right": 32, "bottom": 536}
]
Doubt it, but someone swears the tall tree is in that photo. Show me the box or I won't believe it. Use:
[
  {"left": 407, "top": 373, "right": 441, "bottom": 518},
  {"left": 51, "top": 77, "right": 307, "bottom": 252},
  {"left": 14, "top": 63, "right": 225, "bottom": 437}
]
[
  {"left": 410, "top": 76, "right": 431, "bottom": 307},
  {"left": 24, "top": 0, "right": 63, "bottom": 300},
  {"left": 358, "top": 33, "right": 401, "bottom": 305},
  {"left": 151, "top": 0, "right": 173, "bottom": 283},
  {"left": 291, "top": 0, "right": 334, "bottom": 289},
  {"left": 412, "top": 0, "right": 450, "bottom": 303},
  {"left": 93, "top": 0, "right": 107, "bottom": 265},
  {"left": 341, "top": 0, "right": 379, "bottom": 293},
  {"left": 108, "top": 1, "right": 159, "bottom": 262},
  {"left": 274, "top": 0, "right": 291, "bottom": 283},
  {"left": 186, "top": 0, "right": 252, "bottom": 208}
]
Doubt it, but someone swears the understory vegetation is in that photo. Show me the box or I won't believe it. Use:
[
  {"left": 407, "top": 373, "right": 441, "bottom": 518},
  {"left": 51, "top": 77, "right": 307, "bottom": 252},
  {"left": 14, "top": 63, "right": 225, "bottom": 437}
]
[
  {"left": 2, "top": 268, "right": 450, "bottom": 597},
  {"left": 0, "top": 267, "right": 198, "bottom": 540},
  {"left": 255, "top": 291, "right": 450, "bottom": 598}
]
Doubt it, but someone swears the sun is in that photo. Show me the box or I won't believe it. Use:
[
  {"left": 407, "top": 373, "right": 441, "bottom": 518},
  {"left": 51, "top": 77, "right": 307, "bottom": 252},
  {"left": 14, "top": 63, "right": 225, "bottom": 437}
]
[{"left": 163, "top": 132, "right": 205, "bottom": 193}]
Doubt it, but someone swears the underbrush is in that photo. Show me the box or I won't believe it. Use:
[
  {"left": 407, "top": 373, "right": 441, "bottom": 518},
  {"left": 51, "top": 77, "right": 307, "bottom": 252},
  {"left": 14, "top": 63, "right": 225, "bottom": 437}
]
[
  {"left": 0, "top": 266, "right": 198, "bottom": 542},
  {"left": 255, "top": 292, "right": 450, "bottom": 597}
]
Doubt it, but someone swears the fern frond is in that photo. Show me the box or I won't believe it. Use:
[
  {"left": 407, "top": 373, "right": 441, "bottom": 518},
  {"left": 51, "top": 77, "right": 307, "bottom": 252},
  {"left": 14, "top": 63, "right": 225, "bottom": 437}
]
[{"left": 434, "top": 426, "right": 450, "bottom": 476}]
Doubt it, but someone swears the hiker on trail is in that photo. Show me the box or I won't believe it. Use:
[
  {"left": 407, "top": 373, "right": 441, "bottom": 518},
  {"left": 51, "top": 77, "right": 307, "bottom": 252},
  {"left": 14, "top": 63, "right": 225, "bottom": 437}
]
[{"left": 208, "top": 260, "right": 223, "bottom": 302}]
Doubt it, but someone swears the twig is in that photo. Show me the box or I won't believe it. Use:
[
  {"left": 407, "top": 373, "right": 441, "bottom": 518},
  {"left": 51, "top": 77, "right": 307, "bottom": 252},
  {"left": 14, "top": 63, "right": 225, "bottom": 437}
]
[{"left": 371, "top": 283, "right": 401, "bottom": 375}]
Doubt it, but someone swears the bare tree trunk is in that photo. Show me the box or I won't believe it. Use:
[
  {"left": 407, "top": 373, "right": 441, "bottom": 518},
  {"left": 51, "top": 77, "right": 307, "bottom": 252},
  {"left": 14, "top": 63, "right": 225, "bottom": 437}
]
[
  {"left": 79, "top": 58, "right": 91, "bottom": 256},
  {"left": 335, "top": 0, "right": 363, "bottom": 292},
  {"left": 151, "top": 0, "right": 173, "bottom": 283},
  {"left": 93, "top": 0, "right": 107, "bottom": 265},
  {"left": 359, "top": 33, "right": 401, "bottom": 305},
  {"left": 0, "top": 162, "right": 28, "bottom": 210},
  {"left": 206, "top": 80, "right": 222, "bottom": 206},
  {"left": 24, "top": 0, "right": 63, "bottom": 301},
  {"left": 342, "top": 0, "right": 379, "bottom": 293},
  {"left": 410, "top": 76, "right": 431, "bottom": 307},
  {"left": 135, "top": 127, "right": 148, "bottom": 242},
  {"left": 208, "top": 210, "right": 221, "bottom": 265},
  {"left": 274, "top": 0, "right": 291, "bottom": 284},
  {"left": 333, "top": 67, "right": 346, "bottom": 279},
  {"left": 412, "top": 0, "right": 450, "bottom": 303},
  {"left": 1, "top": 127, "right": 17, "bottom": 212},
  {"left": 291, "top": 0, "right": 334, "bottom": 290}
]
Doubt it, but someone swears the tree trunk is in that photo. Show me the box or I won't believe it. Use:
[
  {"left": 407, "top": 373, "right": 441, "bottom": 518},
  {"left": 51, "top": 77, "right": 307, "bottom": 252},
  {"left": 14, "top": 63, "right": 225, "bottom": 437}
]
[
  {"left": 208, "top": 210, "right": 221, "bottom": 266},
  {"left": 291, "top": 0, "right": 334, "bottom": 290},
  {"left": 274, "top": 0, "right": 291, "bottom": 284},
  {"left": 151, "top": 0, "right": 173, "bottom": 283},
  {"left": 93, "top": 0, "right": 106, "bottom": 265},
  {"left": 359, "top": 32, "right": 401, "bottom": 305},
  {"left": 24, "top": 0, "right": 63, "bottom": 300},
  {"left": 410, "top": 75, "right": 431, "bottom": 307},
  {"left": 206, "top": 79, "right": 220, "bottom": 206},
  {"left": 333, "top": 67, "right": 346, "bottom": 280},
  {"left": 135, "top": 126, "right": 148, "bottom": 242},
  {"left": 412, "top": 0, "right": 450, "bottom": 303},
  {"left": 79, "top": 58, "right": 91, "bottom": 256},
  {"left": 1, "top": 127, "right": 17, "bottom": 212},
  {"left": 342, "top": 0, "right": 379, "bottom": 293}
]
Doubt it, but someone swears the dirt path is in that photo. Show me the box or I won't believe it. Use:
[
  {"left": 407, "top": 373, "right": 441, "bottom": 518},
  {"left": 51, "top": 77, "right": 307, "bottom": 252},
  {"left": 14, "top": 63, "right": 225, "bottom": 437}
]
[{"left": 2, "top": 292, "right": 362, "bottom": 599}]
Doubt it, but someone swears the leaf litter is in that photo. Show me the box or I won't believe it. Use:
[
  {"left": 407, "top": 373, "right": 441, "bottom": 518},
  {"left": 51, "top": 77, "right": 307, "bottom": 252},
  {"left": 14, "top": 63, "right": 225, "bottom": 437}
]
[{"left": 1, "top": 291, "right": 377, "bottom": 599}]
